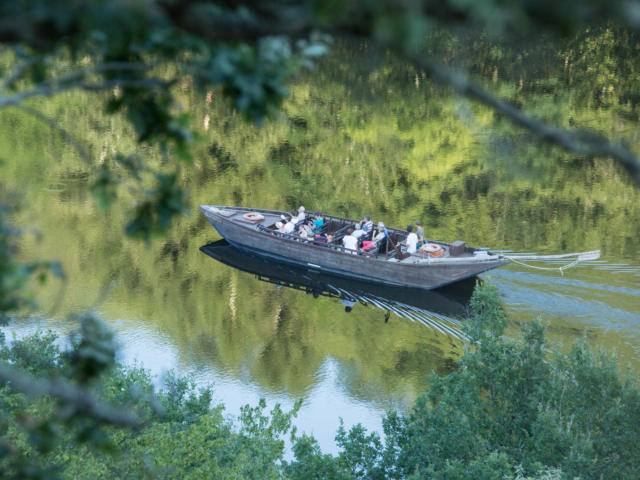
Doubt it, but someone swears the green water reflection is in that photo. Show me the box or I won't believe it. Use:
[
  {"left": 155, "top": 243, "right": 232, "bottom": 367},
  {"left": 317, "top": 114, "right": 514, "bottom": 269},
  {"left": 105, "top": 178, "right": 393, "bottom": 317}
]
[{"left": 1, "top": 29, "right": 639, "bottom": 418}]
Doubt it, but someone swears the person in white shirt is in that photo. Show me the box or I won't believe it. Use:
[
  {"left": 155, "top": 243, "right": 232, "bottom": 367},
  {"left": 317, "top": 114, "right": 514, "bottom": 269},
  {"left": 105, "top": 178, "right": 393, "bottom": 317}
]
[
  {"left": 352, "top": 223, "right": 364, "bottom": 239},
  {"left": 283, "top": 218, "right": 295, "bottom": 234},
  {"left": 406, "top": 225, "right": 418, "bottom": 254},
  {"left": 297, "top": 206, "right": 306, "bottom": 222},
  {"left": 342, "top": 228, "right": 358, "bottom": 253}
]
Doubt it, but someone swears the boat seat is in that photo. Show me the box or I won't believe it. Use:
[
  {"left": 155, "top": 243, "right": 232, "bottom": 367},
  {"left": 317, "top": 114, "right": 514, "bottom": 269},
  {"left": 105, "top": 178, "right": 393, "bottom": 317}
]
[{"left": 331, "top": 224, "right": 353, "bottom": 244}]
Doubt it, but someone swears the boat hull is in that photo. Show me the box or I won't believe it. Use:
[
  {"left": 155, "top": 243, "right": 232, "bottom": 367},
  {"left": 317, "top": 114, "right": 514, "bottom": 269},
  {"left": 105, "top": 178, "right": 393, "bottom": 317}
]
[
  {"left": 200, "top": 205, "right": 509, "bottom": 290},
  {"left": 200, "top": 240, "right": 475, "bottom": 316}
]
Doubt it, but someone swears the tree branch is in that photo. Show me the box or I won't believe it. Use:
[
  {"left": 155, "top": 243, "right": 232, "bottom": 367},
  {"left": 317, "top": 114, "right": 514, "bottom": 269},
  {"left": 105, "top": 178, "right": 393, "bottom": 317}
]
[
  {"left": 406, "top": 54, "right": 640, "bottom": 182},
  {"left": 2, "top": 54, "right": 44, "bottom": 91},
  {"left": 36, "top": 62, "right": 155, "bottom": 89},
  {"left": 0, "top": 77, "right": 175, "bottom": 108},
  {"left": 163, "top": 1, "right": 313, "bottom": 42},
  {"left": 13, "top": 104, "right": 93, "bottom": 164},
  {"left": 0, "top": 363, "right": 141, "bottom": 427}
]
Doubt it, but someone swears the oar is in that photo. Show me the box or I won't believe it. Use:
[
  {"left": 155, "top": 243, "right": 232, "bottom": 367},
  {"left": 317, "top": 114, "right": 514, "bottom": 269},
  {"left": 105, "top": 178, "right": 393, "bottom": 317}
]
[{"left": 504, "top": 250, "right": 600, "bottom": 261}]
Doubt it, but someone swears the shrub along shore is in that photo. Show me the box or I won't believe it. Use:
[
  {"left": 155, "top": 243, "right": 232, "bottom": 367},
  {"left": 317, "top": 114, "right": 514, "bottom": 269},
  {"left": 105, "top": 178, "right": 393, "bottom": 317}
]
[{"left": 0, "top": 283, "right": 638, "bottom": 479}]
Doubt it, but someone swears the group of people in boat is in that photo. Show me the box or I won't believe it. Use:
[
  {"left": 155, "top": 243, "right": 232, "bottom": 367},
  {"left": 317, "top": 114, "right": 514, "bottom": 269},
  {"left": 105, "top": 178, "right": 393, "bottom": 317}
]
[
  {"left": 341, "top": 216, "right": 425, "bottom": 255},
  {"left": 275, "top": 206, "right": 329, "bottom": 241},
  {"left": 274, "top": 207, "right": 427, "bottom": 256}
]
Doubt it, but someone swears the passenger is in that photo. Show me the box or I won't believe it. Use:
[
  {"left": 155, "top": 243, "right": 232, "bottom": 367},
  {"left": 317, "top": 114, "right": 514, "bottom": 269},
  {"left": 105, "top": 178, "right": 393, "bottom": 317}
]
[
  {"left": 275, "top": 221, "right": 285, "bottom": 233},
  {"left": 373, "top": 222, "right": 388, "bottom": 245},
  {"left": 352, "top": 223, "right": 365, "bottom": 239},
  {"left": 283, "top": 217, "right": 295, "bottom": 234},
  {"left": 414, "top": 220, "right": 425, "bottom": 246},
  {"left": 406, "top": 225, "right": 418, "bottom": 254},
  {"left": 299, "top": 224, "right": 313, "bottom": 239},
  {"left": 313, "top": 233, "right": 328, "bottom": 244},
  {"left": 342, "top": 228, "right": 358, "bottom": 253},
  {"left": 361, "top": 215, "right": 374, "bottom": 241},
  {"left": 312, "top": 212, "right": 324, "bottom": 233},
  {"left": 374, "top": 221, "right": 389, "bottom": 253},
  {"left": 297, "top": 206, "right": 306, "bottom": 222}
]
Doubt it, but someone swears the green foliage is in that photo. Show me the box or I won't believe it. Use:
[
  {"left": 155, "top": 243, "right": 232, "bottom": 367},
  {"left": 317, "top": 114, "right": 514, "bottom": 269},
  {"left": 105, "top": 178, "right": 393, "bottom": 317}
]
[
  {"left": 1, "top": 3, "right": 640, "bottom": 478},
  {"left": 124, "top": 171, "right": 190, "bottom": 242},
  {"left": 467, "top": 280, "right": 508, "bottom": 339},
  {"left": 387, "top": 284, "right": 640, "bottom": 480},
  {"left": 0, "top": 283, "right": 638, "bottom": 479},
  {"left": 0, "top": 207, "right": 64, "bottom": 325},
  {"left": 64, "top": 313, "right": 117, "bottom": 385},
  {"left": 0, "top": 325, "right": 302, "bottom": 479}
]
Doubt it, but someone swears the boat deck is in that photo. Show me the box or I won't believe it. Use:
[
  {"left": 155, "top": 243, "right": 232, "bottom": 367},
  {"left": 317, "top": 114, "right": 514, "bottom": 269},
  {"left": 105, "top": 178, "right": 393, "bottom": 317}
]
[
  {"left": 220, "top": 207, "right": 488, "bottom": 263},
  {"left": 214, "top": 207, "right": 282, "bottom": 227},
  {"left": 205, "top": 205, "right": 498, "bottom": 263}
]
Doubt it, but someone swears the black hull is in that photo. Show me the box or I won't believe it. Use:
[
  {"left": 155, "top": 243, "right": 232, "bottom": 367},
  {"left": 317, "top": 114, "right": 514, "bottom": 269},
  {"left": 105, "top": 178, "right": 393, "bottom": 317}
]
[{"left": 200, "top": 240, "right": 475, "bottom": 317}]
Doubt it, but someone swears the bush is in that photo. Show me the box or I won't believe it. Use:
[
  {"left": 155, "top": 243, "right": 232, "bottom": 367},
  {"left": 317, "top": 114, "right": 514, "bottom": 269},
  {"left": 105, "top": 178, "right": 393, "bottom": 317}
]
[{"left": 1, "top": 283, "right": 638, "bottom": 479}]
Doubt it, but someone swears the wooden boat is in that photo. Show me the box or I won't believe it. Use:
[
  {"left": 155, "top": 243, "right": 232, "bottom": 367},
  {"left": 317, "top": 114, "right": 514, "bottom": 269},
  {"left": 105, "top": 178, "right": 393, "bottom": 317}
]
[{"left": 200, "top": 205, "right": 510, "bottom": 290}]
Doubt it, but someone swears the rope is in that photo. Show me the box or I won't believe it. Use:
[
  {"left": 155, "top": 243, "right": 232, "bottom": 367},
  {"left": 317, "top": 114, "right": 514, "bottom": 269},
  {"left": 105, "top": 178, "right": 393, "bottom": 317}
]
[{"left": 506, "top": 256, "right": 581, "bottom": 276}]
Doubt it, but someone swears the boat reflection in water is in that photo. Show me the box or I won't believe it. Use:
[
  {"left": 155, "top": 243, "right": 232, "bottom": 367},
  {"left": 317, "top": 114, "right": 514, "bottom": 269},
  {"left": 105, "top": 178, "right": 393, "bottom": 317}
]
[{"left": 200, "top": 240, "right": 476, "bottom": 340}]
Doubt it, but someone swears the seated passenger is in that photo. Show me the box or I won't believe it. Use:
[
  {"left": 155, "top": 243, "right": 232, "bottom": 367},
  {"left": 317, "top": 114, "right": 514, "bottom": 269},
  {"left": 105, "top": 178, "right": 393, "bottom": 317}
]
[
  {"left": 299, "top": 224, "right": 313, "bottom": 239},
  {"left": 313, "top": 233, "right": 328, "bottom": 244},
  {"left": 374, "top": 222, "right": 388, "bottom": 244},
  {"left": 297, "top": 206, "right": 306, "bottom": 222},
  {"left": 374, "top": 222, "right": 389, "bottom": 253},
  {"left": 342, "top": 228, "right": 358, "bottom": 253},
  {"left": 352, "top": 224, "right": 365, "bottom": 239},
  {"left": 312, "top": 212, "right": 324, "bottom": 233},
  {"left": 275, "top": 221, "right": 285, "bottom": 233},
  {"left": 361, "top": 215, "right": 374, "bottom": 241},
  {"left": 283, "top": 218, "right": 295, "bottom": 234},
  {"left": 406, "top": 225, "right": 418, "bottom": 254}
]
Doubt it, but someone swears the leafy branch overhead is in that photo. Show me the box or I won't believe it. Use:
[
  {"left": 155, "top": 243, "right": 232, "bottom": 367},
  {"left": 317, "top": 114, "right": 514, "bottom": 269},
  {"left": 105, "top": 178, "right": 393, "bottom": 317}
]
[{"left": 1, "top": 1, "right": 639, "bottom": 239}]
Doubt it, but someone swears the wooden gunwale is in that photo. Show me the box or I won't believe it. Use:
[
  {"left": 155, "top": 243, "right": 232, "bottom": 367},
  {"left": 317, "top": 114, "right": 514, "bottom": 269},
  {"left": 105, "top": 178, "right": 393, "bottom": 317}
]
[
  {"left": 205, "top": 206, "right": 503, "bottom": 267},
  {"left": 218, "top": 206, "right": 460, "bottom": 255}
]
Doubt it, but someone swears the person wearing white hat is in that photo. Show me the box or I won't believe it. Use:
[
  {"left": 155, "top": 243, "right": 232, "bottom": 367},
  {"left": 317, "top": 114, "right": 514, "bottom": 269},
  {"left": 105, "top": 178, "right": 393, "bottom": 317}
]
[
  {"left": 374, "top": 221, "right": 389, "bottom": 251},
  {"left": 297, "top": 206, "right": 306, "bottom": 222}
]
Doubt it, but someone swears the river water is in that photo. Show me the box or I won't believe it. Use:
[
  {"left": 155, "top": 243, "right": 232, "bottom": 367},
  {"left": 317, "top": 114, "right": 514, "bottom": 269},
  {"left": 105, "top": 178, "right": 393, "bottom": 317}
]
[{"left": 1, "top": 35, "right": 639, "bottom": 452}]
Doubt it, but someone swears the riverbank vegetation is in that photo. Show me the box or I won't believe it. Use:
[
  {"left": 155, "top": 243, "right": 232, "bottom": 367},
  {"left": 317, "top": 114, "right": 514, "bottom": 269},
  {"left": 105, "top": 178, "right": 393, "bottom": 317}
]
[
  {"left": 2, "top": 2, "right": 639, "bottom": 478},
  {"left": 1, "top": 282, "right": 638, "bottom": 479}
]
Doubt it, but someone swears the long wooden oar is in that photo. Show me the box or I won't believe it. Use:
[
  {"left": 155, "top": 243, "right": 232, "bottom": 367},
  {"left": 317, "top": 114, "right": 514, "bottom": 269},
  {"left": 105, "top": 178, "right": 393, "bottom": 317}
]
[{"left": 503, "top": 250, "right": 600, "bottom": 261}]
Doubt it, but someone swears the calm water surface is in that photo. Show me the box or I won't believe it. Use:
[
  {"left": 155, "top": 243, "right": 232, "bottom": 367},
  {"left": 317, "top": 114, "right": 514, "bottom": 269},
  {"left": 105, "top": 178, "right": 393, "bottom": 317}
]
[{"left": 2, "top": 37, "right": 640, "bottom": 452}]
